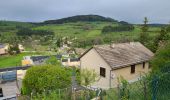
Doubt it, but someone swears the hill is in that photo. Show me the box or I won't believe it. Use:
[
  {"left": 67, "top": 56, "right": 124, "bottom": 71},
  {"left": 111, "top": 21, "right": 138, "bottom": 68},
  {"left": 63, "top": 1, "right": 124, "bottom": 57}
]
[{"left": 40, "top": 15, "right": 118, "bottom": 24}]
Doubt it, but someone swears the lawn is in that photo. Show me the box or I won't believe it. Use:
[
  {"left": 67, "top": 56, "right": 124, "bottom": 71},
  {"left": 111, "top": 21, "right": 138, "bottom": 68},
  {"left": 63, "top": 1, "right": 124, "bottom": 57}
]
[{"left": 0, "top": 52, "right": 46, "bottom": 68}]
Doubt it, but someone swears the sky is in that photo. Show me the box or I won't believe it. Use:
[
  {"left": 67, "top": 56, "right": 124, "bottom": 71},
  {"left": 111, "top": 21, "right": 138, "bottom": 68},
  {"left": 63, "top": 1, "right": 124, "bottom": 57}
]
[{"left": 0, "top": 0, "right": 169, "bottom": 24}]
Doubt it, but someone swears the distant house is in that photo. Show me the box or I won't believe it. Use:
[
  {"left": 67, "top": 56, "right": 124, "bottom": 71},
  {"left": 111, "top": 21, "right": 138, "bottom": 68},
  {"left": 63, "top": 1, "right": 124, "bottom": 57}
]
[
  {"left": 61, "top": 58, "right": 80, "bottom": 67},
  {"left": 0, "top": 44, "right": 25, "bottom": 55},
  {"left": 80, "top": 42, "right": 154, "bottom": 89},
  {"left": 0, "top": 44, "right": 8, "bottom": 55},
  {"left": 18, "top": 44, "right": 25, "bottom": 52}
]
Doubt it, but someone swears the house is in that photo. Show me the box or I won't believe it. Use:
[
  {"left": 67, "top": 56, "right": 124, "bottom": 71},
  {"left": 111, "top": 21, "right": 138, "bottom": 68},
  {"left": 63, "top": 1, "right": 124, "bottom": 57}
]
[
  {"left": 0, "top": 44, "right": 8, "bottom": 55},
  {"left": 18, "top": 44, "right": 25, "bottom": 52},
  {"left": 0, "top": 44, "right": 24, "bottom": 55},
  {"left": 61, "top": 58, "right": 80, "bottom": 67},
  {"left": 79, "top": 42, "right": 154, "bottom": 89}
]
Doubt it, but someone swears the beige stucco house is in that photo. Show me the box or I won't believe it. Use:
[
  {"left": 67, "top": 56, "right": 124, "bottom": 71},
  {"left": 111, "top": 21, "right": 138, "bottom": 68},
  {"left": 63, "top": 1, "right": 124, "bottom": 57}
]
[
  {"left": 61, "top": 58, "right": 80, "bottom": 67},
  {"left": 0, "top": 44, "right": 9, "bottom": 55},
  {"left": 0, "top": 44, "right": 24, "bottom": 55},
  {"left": 80, "top": 42, "right": 154, "bottom": 89}
]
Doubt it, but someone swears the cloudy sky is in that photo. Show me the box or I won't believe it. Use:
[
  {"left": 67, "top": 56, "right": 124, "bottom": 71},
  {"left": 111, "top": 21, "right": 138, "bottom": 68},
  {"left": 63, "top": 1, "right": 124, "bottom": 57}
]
[{"left": 0, "top": 0, "right": 169, "bottom": 23}]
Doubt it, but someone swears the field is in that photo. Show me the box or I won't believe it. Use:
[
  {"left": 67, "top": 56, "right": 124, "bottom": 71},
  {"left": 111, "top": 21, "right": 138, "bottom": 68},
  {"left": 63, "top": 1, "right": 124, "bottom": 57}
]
[{"left": 33, "top": 22, "right": 160, "bottom": 40}]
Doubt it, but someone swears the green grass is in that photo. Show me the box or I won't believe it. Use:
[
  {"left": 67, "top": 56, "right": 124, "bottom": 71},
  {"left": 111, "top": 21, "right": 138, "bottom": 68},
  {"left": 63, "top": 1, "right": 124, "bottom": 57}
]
[
  {"left": 0, "top": 52, "right": 46, "bottom": 68},
  {"left": 33, "top": 22, "right": 160, "bottom": 40}
]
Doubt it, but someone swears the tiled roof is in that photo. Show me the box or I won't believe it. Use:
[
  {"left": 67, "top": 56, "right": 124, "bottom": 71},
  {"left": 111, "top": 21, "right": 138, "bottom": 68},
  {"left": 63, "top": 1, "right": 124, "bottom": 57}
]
[{"left": 85, "top": 42, "right": 154, "bottom": 70}]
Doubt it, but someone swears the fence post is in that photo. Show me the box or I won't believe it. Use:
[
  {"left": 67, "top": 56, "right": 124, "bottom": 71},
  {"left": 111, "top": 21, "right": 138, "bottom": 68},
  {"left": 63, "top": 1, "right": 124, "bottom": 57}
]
[
  {"left": 144, "top": 80, "right": 147, "bottom": 100},
  {"left": 99, "top": 89, "right": 103, "bottom": 100},
  {"left": 118, "top": 84, "right": 121, "bottom": 100},
  {"left": 59, "top": 89, "right": 60, "bottom": 99},
  {"left": 65, "top": 88, "right": 67, "bottom": 100},
  {"left": 152, "top": 75, "right": 158, "bottom": 100}
]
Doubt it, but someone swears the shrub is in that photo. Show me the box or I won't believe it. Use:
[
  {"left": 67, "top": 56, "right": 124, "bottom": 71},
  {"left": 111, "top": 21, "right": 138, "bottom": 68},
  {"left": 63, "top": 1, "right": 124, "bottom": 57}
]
[
  {"left": 151, "top": 41, "right": 170, "bottom": 71},
  {"left": 22, "top": 65, "right": 72, "bottom": 95},
  {"left": 102, "top": 25, "right": 134, "bottom": 33}
]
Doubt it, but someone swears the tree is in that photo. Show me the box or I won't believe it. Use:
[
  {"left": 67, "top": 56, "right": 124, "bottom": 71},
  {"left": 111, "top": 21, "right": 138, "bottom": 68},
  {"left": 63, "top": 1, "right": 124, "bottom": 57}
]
[
  {"left": 102, "top": 25, "right": 134, "bottom": 33},
  {"left": 139, "top": 17, "right": 149, "bottom": 44},
  {"left": 80, "top": 68, "right": 99, "bottom": 87},
  {"left": 8, "top": 44, "right": 20, "bottom": 55},
  {"left": 22, "top": 65, "right": 72, "bottom": 95},
  {"left": 152, "top": 27, "right": 169, "bottom": 52},
  {"left": 166, "top": 22, "right": 170, "bottom": 32}
]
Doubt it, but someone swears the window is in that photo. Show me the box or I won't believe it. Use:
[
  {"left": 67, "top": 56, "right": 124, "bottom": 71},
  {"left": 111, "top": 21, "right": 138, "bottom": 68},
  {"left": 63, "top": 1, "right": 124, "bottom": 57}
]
[
  {"left": 143, "top": 62, "right": 145, "bottom": 69},
  {"left": 131, "top": 65, "right": 135, "bottom": 74},
  {"left": 100, "top": 67, "right": 106, "bottom": 77}
]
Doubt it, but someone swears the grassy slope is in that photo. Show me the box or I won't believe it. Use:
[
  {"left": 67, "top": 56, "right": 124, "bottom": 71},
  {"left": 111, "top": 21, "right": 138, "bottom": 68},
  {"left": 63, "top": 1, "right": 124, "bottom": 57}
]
[{"left": 33, "top": 22, "right": 160, "bottom": 41}]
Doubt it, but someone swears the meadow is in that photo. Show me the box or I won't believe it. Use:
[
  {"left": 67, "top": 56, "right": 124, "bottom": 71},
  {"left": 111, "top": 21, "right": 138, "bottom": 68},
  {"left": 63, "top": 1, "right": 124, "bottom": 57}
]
[{"left": 33, "top": 22, "right": 161, "bottom": 42}]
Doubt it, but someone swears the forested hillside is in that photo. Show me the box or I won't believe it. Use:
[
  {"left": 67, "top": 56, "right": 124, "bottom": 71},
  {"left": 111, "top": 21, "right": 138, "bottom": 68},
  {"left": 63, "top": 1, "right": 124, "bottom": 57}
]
[{"left": 40, "top": 15, "right": 118, "bottom": 24}]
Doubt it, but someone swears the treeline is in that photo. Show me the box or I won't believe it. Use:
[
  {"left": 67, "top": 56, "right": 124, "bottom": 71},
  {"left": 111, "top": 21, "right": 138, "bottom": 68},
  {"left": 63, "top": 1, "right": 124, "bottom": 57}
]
[
  {"left": 40, "top": 15, "right": 118, "bottom": 24},
  {"left": 16, "top": 27, "right": 54, "bottom": 36},
  {"left": 102, "top": 24, "right": 134, "bottom": 33}
]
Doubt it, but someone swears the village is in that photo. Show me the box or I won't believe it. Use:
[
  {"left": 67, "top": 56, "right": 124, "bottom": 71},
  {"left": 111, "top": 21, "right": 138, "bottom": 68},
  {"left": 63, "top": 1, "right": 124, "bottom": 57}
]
[
  {"left": 0, "top": 2, "right": 170, "bottom": 99},
  {"left": 0, "top": 40, "right": 155, "bottom": 99}
]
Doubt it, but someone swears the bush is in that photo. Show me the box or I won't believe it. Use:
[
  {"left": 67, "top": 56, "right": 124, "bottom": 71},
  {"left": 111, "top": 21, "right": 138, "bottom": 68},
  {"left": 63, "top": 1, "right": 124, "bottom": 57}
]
[
  {"left": 151, "top": 41, "right": 170, "bottom": 71},
  {"left": 16, "top": 27, "right": 54, "bottom": 36},
  {"left": 22, "top": 65, "right": 72, "bottom": 95},
  {"left": 102, "top": 25, "right": 134, "bottom": 33}
]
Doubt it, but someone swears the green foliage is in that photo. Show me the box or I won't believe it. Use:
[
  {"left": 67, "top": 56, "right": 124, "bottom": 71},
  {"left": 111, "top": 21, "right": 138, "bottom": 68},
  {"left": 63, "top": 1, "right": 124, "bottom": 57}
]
[
  {"left": 8, "top": 44, "right": 20, "bottom": 55},
  {"left": 118, "top": 76, "right": 130, "bottom": 100},
  {"left": 166, "top": 24, "right": 170, "bottom": 32},
  {"left": 42, "top": 15, "right": 117, "bottom": 24},
  {"left": 74, "top": 68, "right": 81, "bottom": 85},
  {"left": 16, "top": 27, "right": 54, "bottom": 36},
  {"left": 32, "top": 89, "right": 71, "bottom": 100},
  {"left": 22, "top": 65, "right": 72, "bottom": 95},
  {"left": 102, "top": 24, "right": 134, "bottom": 33},
  {"left": 45, "top": 56, "right": 60, "bottom": 65},
  {"left": 0, "top": 33, "right": 20, "bottom": 44},
  {"left": 151, "top": 41, "right": 170, "bottom": 71},
  {"left": 139, "top": 17, "right": 149, "bottom": 44},
  {"left": 152, "top": 27, "right": 169, "bottom": 52},
  {"left": 80, "top": 68, "right": 99, "bottom": 87}
]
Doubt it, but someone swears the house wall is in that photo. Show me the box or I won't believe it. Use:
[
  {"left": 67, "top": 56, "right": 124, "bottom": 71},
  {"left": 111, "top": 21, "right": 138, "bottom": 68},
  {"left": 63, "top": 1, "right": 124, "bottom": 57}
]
[
  {"left": 17, "top": 70, "right": 27, "bottom": 79},
  {"left": 22, "top": 60, "right": 33, "bottom": 66},
  {"left": 0, "top": 48, "right": 6, "bottom": 55},
  {"left": 80, "top": 48, "right": 112, "bottom": 89},
  {"left": 62, "top": 61, "right": 80, "bottom": 67},
  {"left": 0, "top": 45, "right": 8, "bottom": 55},
  {"left": 111, "top": 62, "right": 150, "bottom": 87}
]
